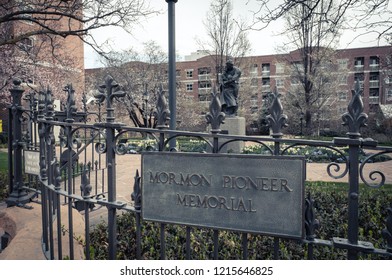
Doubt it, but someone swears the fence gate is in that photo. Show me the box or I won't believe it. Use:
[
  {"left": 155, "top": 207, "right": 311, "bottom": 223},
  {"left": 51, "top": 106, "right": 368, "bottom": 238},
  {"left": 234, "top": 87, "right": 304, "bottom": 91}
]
[{"left": 5, "top": 76, "right": 392, "bottom": 260}]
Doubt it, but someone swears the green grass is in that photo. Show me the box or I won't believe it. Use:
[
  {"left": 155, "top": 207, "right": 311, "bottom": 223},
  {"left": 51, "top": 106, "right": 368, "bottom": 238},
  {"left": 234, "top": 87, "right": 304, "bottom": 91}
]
[{"left": 0, "top": 151, "right": 8, "bottom": 172}]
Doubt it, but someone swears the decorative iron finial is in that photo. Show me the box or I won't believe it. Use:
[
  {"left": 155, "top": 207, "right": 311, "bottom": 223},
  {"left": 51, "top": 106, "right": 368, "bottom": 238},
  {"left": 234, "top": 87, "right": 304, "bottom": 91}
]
[
  {"left": 206, "top": 88, "right": 225, "bottom": 133},
  {"left": 154, "top": 85, "right": 170, "bottom": 129},
  {"left": 37, "top": 89, "right": 46, "bottom": 120},
  {"left": 266, "top": 88, "right": 288, "bottom": 137},
  {"left": 131, "top": 170, "right": 142, "bottom": 211},
  {"left": 82, "top": 92, "right": 88, "bottom": 113},
  {"left": 342, "top": 80, "right": 368, "bottom": 139},
  {"left": 46, "top": 87, "right": 54, "bottom": 120},
  {"left": 64, "top": 84, "right": 77, "bottom": 122},
  {"left": 305, "top": 193, "right": 320, "bottom": 241},
  {"left": 382, "top": 203, "right": 392, "bottom": 253},
  {"left": 9, "top": 79, "right": 25, "bottom": 115},
  {"left": 94, "top": 75, "right": 126, "bottom": 123}
]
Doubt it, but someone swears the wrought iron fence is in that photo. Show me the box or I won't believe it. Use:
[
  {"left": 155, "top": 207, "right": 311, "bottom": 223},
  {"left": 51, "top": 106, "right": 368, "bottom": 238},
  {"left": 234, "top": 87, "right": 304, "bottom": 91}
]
[{"left": 5, "top": 75, "right": 392, "bottom": 260}]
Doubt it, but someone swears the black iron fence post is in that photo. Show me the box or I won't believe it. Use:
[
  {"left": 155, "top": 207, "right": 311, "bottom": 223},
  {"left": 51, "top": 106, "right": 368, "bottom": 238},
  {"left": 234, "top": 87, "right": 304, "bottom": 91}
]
[
  {"left": 154, "top": 85, "right": 170, "bottom": 260},
  {"left": 95, "top": 75, "right": 125, "bottom": 260},
  {"left": 38, "top": 88, "right": 49, "bottom": 253},
  {"left": 206, "top": 90, "right": 225, "bottom": 259},
  {"left": 6, "top": 79, "right": 35, "bottom": 207},
  {"left": 45, "top": 87, "right": 55, "bottom": 259},
  {"left": 336, "top": 81, "right": 368, "bottom": 259},
  {"left": 166, "top": 0, "right": 178, "bottom": 150},
  {"left": 155, "top": 85, "right": 170, "bottom": 151},
  {"left": 267, "top": 88, "right": 288, "bottom": 259}
]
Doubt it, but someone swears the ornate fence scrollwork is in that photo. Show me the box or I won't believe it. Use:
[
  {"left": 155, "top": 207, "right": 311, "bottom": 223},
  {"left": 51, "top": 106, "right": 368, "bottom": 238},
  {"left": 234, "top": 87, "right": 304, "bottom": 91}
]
[{"left": 359, "top": 150, "right": 391, "bottom": 188}]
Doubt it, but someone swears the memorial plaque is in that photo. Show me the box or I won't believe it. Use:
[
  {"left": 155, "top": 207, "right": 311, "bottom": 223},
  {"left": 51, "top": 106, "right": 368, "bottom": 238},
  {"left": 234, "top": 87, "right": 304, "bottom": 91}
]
[
  {"left": 142, "top": 153, "right": 306, "bottom": 239},
  {"left": 24, "top": 150, "right": 40, "bottom": 175}
]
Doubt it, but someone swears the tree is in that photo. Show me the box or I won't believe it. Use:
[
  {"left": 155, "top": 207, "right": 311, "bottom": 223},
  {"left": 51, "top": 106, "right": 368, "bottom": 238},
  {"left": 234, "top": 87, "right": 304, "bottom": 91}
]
[
  {"left": 198, "top": 0, "right": 252, "bottom": 80},
  {"left": 272, "top": 0, "right": 344, "bottom": 135},
  {"left": 0, "top": 0, "right": 159, "bottom": 137},
  {"left": 0, "top": 0, "right": 158, "bottom": 99},
  {"left": 197, "top": 0, "right": 262, "bottom": 131},
  {"left": 251, "top": 0, "right": 391, "bottom": 44},
  {"left": 0, "top": 0, "right": 157, "bottom": 52},
  {"left": 85, "top": 41, "right": 203, "bottom": 130}
]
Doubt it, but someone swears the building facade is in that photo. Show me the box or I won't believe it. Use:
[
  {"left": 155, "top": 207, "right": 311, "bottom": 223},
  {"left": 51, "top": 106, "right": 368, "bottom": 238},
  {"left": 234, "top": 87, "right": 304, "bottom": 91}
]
[
  {"left": 175, "top": 46, "right": 392, "bottom": 134},
  {"left": 0, "top": 1, "right": 85, "bottom": 135}
]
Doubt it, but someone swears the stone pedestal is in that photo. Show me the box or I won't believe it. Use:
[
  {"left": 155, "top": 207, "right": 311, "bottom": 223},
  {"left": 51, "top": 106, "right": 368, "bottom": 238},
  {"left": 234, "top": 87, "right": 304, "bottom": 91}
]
[{"left": 220, "top": 116, "right": 246, "bottom": 153}]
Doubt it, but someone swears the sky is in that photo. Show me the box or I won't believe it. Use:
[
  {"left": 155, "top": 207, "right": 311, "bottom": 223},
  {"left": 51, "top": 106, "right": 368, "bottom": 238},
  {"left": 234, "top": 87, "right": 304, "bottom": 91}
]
[{"left": 84, "top": 0, "right": 389, "bottom": 69}]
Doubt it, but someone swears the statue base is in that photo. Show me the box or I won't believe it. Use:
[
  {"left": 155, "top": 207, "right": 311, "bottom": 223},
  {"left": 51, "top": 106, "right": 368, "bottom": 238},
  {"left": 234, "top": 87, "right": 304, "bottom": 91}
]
[{"left": 220, "top": 116, "right": 246, "bottom": 153}]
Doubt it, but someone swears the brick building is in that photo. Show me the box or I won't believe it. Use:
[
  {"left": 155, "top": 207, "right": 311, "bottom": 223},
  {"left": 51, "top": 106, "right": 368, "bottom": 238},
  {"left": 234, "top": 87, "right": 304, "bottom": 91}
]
[
  {"left": 0, "top": 1, "right": 85, "bottom": 136},
  {"left": 175, "top": 46, "right": 392, "bottom": 134}
]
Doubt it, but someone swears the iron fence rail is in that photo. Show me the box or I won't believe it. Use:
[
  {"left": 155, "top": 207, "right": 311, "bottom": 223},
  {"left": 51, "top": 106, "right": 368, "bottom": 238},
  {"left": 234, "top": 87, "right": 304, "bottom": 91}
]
[{"left": 6, "top": 76, "right": 392, "bottom": 260}]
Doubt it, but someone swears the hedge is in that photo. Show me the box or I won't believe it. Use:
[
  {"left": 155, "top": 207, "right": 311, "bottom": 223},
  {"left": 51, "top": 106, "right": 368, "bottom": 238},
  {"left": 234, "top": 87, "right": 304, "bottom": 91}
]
[{"left": 88, "top": 182, "right": 392, "bottom": 260}]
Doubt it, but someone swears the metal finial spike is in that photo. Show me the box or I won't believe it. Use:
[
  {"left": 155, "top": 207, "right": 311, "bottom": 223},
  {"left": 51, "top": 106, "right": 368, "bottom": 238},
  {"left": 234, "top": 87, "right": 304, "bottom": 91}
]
[
  {"left": 267, "top": 87, "right": 288, "bottom": 137},
  {"left": 342, "top": 82, "right": 368, "bottom": 139}
]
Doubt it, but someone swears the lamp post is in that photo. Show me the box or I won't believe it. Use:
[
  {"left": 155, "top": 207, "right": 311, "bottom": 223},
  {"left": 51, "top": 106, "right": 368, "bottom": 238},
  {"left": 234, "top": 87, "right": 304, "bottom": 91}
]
[
  {"left": 166, "top": 0, "right": 178, "bottom": 150},
  {"left": 142, "top": 85, "right": 149, "bottom": 128}
]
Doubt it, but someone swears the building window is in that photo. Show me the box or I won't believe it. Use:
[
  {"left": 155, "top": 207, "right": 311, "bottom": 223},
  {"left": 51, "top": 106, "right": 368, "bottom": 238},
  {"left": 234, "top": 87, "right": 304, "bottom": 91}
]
[
  {"left": 198, "top": 94, "right": 211, "bottom": 102},
  {"left": 337, "top": 59, "right": 348, "bottom": 70},
  {"left": 276, "top": 63, "right": 285, "bottom": 74},
  {"left": 369, "top": 73, "right": 379, "bottom": 88},
  {"left": 369, "top": 56, "right": 379, "bottom": 70},
  {"left": 198, "top": 81, "right": 212, "bottom": 89},
  {"left": 261, "top": 63, "right": 270, "bottom": 75},
  {"left": 250, "top": 78, "right": 258, "bottom": 87},
  {"left": 291, "top": 62, "right": 304, "bottom": 73},
  {"left": 262, "top": 77, "right": 270, "bottom": 87},
  {"left": 176, "top": 69, "right": 181, "bottom": 77},
  {"left": 186, "top": 70, "right": 193, "bottom": 78},
  {"left": 250, "top": 64, "right": 258, "bottom": 75},
  {"left": 338, "top": 92, "right": 347, "bottom": 101},
  {"left": 338, "top": 75, "right": 347, "bottom": 85},
  {"left": 354, "top": 57, "right": 364, "bottom": 70},
  {"left": 198, "top": 67, "right": 211, "bottom": 81},
  {"left": 386, "top": 89, "right": 392, "bottom": 101},
  {"left": 276, "top": 79, "right": 284, "bottom": 88},
  {"left": 186, "top": 83, "right": 193, "bottom": 91},
  {"left": 354, "top": 73, "right": 364, "bottom": 89}
]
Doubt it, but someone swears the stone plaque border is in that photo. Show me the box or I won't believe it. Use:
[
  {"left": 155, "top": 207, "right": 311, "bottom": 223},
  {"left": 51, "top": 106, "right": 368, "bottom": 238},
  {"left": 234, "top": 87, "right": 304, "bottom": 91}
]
[{"left": 141, "top": 152, "right": 306, "bottom": 239}]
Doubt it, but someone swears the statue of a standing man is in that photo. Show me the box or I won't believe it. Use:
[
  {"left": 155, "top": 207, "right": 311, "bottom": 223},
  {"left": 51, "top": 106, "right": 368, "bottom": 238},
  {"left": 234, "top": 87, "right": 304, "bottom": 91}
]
[{"left": 220, "top": 59, "right": 241, "bottom": 116}]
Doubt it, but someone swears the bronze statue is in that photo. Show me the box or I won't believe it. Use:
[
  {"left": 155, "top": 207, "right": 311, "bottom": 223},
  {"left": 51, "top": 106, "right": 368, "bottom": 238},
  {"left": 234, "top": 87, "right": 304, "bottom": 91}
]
[{"left": 220, "top": 59, "right": 241, "bottom": 116}]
